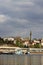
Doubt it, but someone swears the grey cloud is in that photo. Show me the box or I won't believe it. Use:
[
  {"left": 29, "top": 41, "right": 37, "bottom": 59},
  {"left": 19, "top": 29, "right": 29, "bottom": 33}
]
[
  {"left": 0, "top": 0, "right": 43, "bottom": 38},
  {"left": 33, "top": 0, "right": 43, "bottom": 7}
]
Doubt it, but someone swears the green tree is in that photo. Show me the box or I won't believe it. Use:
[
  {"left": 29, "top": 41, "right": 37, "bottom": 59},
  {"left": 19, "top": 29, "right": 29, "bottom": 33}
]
[
  {"left": 16, "top": 40, "right": 23, "bottom": 47},
  {"left": 0, "top": 37, "right": 4, "bottom": 45},
  {"left": 16, "top": 40, "right": 19, "bottom": 46},
  {"left": 4, "top": 39, "right": 8, "bottom": 44},
  {"left": 23, "top": 45, "right": 29, "bottom": 48},
  {"left": 34, "top": 43, "right": 41, "bottom": 48}
]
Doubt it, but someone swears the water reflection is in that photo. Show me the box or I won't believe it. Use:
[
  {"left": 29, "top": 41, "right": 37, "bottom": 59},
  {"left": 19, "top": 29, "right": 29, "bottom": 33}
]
[{"left": 0, "top": 54, "right": 43, "bottom": 65}]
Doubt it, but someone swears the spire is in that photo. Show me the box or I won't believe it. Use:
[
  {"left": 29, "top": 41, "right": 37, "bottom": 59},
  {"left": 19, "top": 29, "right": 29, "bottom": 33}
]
[{"left": 30, "top": 31, "right": 32, "bottom": 44}]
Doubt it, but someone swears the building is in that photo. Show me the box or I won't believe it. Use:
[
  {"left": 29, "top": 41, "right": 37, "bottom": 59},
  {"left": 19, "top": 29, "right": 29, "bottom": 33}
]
[
  {"left": 41, "top": 38, "right": 43, "bottom": 46},
  {"left": 32, "top": 39, "right": 40, "bottom": 45},
  {"left": 3, "top": 37, "right": 14, "bottom": 41}
]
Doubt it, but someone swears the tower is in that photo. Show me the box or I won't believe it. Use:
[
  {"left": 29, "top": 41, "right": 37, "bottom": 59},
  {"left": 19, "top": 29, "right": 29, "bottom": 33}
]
[{"left": 30, "top": 31, "right": 32, "bottom": 44}]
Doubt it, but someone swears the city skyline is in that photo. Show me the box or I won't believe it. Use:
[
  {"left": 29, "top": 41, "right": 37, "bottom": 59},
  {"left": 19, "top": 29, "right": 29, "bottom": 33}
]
[{"left": 0, "top": 0, "right": 43, "bottom": 38}]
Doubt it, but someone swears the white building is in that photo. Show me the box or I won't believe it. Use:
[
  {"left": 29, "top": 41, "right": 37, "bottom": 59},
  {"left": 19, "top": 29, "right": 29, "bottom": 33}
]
[
  {"left": 3, "top": 37, "right": 14, "bottom": 41},
  {"left": 32, "top": 40, "right": 40, "bottom": 45},
  {"left": 41, "top": 39, "right": 43, "bottom": 46},
  {"left": 23, "top": 41, "right": 29, "bottom": 46}
]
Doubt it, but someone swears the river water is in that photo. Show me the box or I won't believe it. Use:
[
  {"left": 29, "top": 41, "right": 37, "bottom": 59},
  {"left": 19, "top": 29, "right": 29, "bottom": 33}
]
[{"left": 0, "top": 53, "right": 43, "bottom": 65}]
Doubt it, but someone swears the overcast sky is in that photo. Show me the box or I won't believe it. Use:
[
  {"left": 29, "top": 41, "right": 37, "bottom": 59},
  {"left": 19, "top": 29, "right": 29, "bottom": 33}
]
[{"left": 0, "top": 0, "right": 43, "bottom": 38}]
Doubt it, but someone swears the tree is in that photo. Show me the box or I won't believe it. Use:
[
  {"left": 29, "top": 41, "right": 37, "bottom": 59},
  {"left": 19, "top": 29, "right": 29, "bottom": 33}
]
[
  {"left": 16, "top": 40, "right": 20, "bottom": 46},
  {"left": 23, "top": 45, "right": 29, "bottom": 48},
  {"left": 4, "top": 39, "right": 8, "bottom": 44},
  {"left": 0, "top": 37, "right": 4, "bottom": 45},
  {"left": 34, "top": 43, "right": 41, "bottom": 48},
  {"left": 16, "top": 40, "right": 23, "bottom": 47}
]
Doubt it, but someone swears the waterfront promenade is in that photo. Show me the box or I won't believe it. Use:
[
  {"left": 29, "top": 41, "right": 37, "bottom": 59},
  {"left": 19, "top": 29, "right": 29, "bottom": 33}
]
[{"left": 0, "top": 47, "right": 43, "bottom": 53}]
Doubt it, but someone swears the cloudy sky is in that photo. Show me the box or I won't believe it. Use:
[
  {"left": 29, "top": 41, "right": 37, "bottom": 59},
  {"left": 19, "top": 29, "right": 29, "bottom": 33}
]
[{"left": 0, "top": 0, "right": 43, "bottom": 38}]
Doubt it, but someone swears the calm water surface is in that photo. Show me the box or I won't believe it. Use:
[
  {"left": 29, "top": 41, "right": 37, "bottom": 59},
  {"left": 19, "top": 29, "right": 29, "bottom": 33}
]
[{"left": 0, "top": 53, "right": 43, "bottom": 65}]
